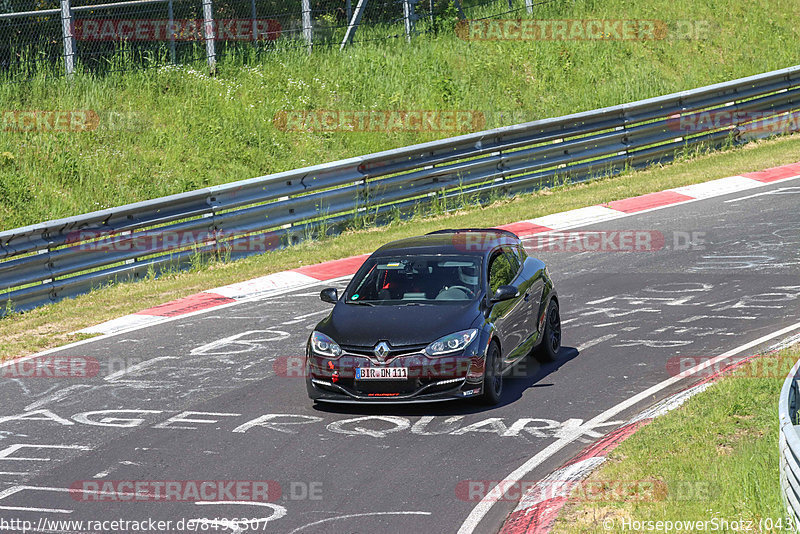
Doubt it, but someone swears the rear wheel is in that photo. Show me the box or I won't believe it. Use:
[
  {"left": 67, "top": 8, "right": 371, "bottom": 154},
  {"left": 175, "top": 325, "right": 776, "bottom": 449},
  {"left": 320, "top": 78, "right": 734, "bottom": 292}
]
[
  {"left": 535, "top": 300, "right": 561, "bottom": 362},
  {"left": 480, "top": 341, "right": 503, "bottom": 405}
]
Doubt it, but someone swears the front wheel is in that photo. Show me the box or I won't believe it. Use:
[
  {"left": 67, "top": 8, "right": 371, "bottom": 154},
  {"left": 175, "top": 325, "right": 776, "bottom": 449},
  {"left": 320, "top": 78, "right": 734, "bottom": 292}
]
[
  {"left": 480, "top": 341, "right": 503, "bottom": 405},
  {"left": 535, "top": 300, "right": 561, "bottom": 362}
]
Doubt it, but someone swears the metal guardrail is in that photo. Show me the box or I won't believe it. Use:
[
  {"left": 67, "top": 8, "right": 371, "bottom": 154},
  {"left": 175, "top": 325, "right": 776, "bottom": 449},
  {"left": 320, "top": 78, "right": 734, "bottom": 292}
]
[
  {"left": 1, "top": 64, "right": 800, "bottom": 314},
  {"left": 780, "top": 358, "right": 800, "bottom": 528}
]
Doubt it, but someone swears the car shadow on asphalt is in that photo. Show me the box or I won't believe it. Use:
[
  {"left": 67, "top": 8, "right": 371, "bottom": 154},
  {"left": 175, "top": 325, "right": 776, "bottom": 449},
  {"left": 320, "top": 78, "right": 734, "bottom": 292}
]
[{"left": 311, "top": 345, "right": 580, "bottom": 417}]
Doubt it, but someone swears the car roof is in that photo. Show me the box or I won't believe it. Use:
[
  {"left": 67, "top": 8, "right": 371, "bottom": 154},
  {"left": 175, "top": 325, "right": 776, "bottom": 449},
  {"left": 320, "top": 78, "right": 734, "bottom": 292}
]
[{"left": 373, "top": 229, "right": 520, "bottom": 258}]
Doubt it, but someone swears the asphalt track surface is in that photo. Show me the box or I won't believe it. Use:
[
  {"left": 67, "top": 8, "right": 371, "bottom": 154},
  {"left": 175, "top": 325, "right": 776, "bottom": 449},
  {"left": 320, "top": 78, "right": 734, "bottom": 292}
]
[{"left": 1, "top": 178, "right": 800, "bottom": 534}]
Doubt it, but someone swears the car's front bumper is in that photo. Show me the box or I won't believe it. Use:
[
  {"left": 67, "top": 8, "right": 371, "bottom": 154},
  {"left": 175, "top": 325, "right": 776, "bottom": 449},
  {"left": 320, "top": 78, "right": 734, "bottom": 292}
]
[{"left": 305, "top": 349, "right": 485, "bottom": 403}]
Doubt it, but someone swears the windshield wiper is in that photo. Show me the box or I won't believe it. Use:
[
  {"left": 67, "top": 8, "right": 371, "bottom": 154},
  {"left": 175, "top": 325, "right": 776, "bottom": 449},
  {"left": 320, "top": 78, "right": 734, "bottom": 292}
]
[
  {"left": 401, "top": 302, "right": 432, "bottom": 306},
  {"left": 347, "top": 300, "right": 375, "bottom": 306}
]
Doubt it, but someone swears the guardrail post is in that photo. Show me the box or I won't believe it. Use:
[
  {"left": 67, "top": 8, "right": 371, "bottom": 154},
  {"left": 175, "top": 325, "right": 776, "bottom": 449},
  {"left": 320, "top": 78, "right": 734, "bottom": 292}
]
[
  {"left": 340, "top": 0, "right": 367, "bottom": 49},
  {"left": 202, "top": 0, "right": 216, "bottom": 74},
  {"left": 167, "top": 0, "right": 176, "bottom": 63},
  {"left": 59, "top": 0, "right": 76, "bottom": 77},
  {"left": 301, "top": 0, "right": 312, "bottom": 54}
]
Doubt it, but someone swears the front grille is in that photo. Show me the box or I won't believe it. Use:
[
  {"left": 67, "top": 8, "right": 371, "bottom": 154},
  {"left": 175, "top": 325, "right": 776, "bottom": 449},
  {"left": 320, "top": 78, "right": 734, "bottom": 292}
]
[{"left": 340, "top": 343, "right": 428, "bottom": 359}]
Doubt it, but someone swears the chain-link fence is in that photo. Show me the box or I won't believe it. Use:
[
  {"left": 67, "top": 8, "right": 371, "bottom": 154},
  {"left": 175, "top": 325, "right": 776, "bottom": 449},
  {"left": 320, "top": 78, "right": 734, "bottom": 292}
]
[{"left": 0, "top": 0, "right": 545, "bottom": 77}]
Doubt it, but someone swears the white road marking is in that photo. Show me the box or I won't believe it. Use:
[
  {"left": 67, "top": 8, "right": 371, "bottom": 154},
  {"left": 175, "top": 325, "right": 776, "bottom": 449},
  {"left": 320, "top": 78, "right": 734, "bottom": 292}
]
[
  {"left": 771, "top": 332, "right": 800, "bottom": 351},
  {"left": 612, "top": 339, "right": 693, "bottom": 348},
  {"left": 77, "top": 314, "right": 164, "bottom": 335},
  {"left": 0, "top": 505, "right": 72, "bottom": 513},
  {"left": 724, "top": 186, "right": 800, "bottom": 203},
  {"left": 0, "top": 485, "right": 73, "bottom": 513},
  {"left": 209, "top": 271, "right": 321, "bottom": 300},
  {"left": 457, "top": 319, "right": 800, "bottom": 534},
  {"left": 576, "top": 334, "right": 617, "bottom": 352},
  {"left": 24, "top": 385, "right": 94, "bottom": 411},
  {"left": 287, "top": 511, "right": 432, "bottom": 534},
  {"left": 527, "top": 206, "right": 625, "bottom": 230},
  {"left": 585, "top": 296, "right": 614, "bottom": 305},
  {"left": 193, "top": 501, "right": 288, "bottom": 533},
  {"left": 694, "top": 255, "right": 776, "bottom": 270},
  {"left": 512, "top": 456, "right": 606, "bottom": 512},
  {"left": 190, "top": 330, "right": 290, "bottom": 356},
  {"left": 280, "top": 310, "right": 330, "bottom": 325},
  {"left": 0, "top": 444, "right": 92, "bottom": 461},
  {"left": 669, "top": 175, "right": 763, "bottom": 199},
  {"left": 104, "top": 356, "right": 178, "bottom": 382},
  {"left": 679, "top": 314, "right": 757, "bottom": 323},
  {"left": 628, "top": 382, "right": 712, "bottom": 424}
]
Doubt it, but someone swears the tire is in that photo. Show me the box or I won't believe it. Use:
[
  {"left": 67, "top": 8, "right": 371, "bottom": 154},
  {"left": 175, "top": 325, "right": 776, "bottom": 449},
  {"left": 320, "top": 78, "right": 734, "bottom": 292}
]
[
  {"left": 535, "top": 300, "right": 561, "bottom": 362},
  {"left": 480, "top": 341, "right": 503, "bottom": 405}
]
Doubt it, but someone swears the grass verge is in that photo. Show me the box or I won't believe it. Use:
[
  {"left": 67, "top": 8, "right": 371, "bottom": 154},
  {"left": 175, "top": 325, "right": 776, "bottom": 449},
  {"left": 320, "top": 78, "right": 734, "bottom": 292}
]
[
  {"left": 551, "top": 346, "right": 800, "bottom": 534},
  {"left": 0, "top": 132, "right": 798, "bottom": 360},
  {"left": 0, "top": 0, "right": 798, "bottom": 229}
]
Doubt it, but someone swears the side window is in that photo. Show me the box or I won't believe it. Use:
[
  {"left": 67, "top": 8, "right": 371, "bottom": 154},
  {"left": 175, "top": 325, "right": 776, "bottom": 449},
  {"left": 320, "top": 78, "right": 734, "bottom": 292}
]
[
  {"left": 517, "top": 244, "right": 528, "bottom": 262},
  {"left": 488, "top": 251, "right": 515, "bottom": 294},
  {"left": 503, "top": 246, "right": 521, "bottom": 275}
]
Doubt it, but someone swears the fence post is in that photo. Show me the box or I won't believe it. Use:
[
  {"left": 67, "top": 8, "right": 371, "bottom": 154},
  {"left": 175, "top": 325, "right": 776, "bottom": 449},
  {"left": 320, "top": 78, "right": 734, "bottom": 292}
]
[
  {"left": 340, "top": 0, "right": 367, "bottom": 49},
  {"left": 202, "top": 0, "right": 216, "bottom": 74},
  {"left": 250, "top": 0, "right": 257, "bottom": 43},
  {"left": 453, "top": 0, "right": 465, "bottom": 19},
  {"left": 167, "top": 0, "right": 176, "bottom": 63},
  {"left": 59, "top": 0, "right": 76, "bottom": 77},
  {"left": 525, "top": 0, "right": 532, "bottom": 14},
  {"left": 301, "top": 0, "right": 312, "bottom": 53},
  {"left": 402, "top": 0, "right": 413, "bottom": 42}
]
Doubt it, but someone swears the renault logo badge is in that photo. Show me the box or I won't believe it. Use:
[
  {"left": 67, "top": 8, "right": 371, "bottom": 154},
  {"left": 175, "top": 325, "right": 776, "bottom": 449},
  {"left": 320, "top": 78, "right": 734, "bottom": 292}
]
[{"left": 374, "top": 341, "right": 390, "bottom": 362}]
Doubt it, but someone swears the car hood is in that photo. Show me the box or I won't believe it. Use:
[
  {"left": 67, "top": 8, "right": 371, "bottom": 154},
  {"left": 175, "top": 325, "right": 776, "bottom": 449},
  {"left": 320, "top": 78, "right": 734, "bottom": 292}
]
[{"left": 316, "top": 301, "right": 480, "bottom": 347}]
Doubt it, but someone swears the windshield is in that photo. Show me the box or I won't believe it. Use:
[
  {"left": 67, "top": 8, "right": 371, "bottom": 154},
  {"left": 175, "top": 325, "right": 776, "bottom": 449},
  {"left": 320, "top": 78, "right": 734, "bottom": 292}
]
[{"left": 345, "top": 255, "right": 482, "bottom": 305}]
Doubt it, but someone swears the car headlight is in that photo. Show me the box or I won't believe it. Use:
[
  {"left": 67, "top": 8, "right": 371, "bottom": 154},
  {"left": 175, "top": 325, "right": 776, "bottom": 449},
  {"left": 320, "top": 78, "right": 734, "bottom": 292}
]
[
  {"left": 425, "top": 329, "right": 478, "bottom": 357},
  {"left": 310, "top": 331, "right": 342, "bottom": 358}
]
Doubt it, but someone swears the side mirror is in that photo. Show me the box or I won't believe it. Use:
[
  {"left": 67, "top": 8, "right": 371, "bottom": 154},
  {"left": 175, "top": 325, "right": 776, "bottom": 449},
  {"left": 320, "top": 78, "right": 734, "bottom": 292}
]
[
  {"left": 490, "top": 285, "right": 518, "bottom": 303},
  {"left": 320, "top": 287, "right": 338, "bottom": 304}
]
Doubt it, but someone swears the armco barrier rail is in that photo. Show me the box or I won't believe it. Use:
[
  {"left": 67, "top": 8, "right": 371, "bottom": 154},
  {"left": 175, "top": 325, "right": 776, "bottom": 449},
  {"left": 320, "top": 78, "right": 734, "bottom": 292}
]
[
  {"left": 1, "top": 64, "right": 800, "bottom": 313},
  {"left": 780, "top": 358, "right": 800, "bottom": 529}
]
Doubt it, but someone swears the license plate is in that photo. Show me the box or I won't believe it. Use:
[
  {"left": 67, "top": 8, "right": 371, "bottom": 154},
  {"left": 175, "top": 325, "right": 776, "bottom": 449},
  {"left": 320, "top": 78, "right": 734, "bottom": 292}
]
[{"left": 355, "top": 367, "right": 409, "bottom": 380}]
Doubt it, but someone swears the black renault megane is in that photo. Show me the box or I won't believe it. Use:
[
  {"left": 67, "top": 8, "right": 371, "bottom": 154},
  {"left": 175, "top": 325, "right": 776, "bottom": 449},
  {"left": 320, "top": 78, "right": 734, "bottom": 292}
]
[{"left": 305, "top": 228, "right": 560, "bottom": 404}]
